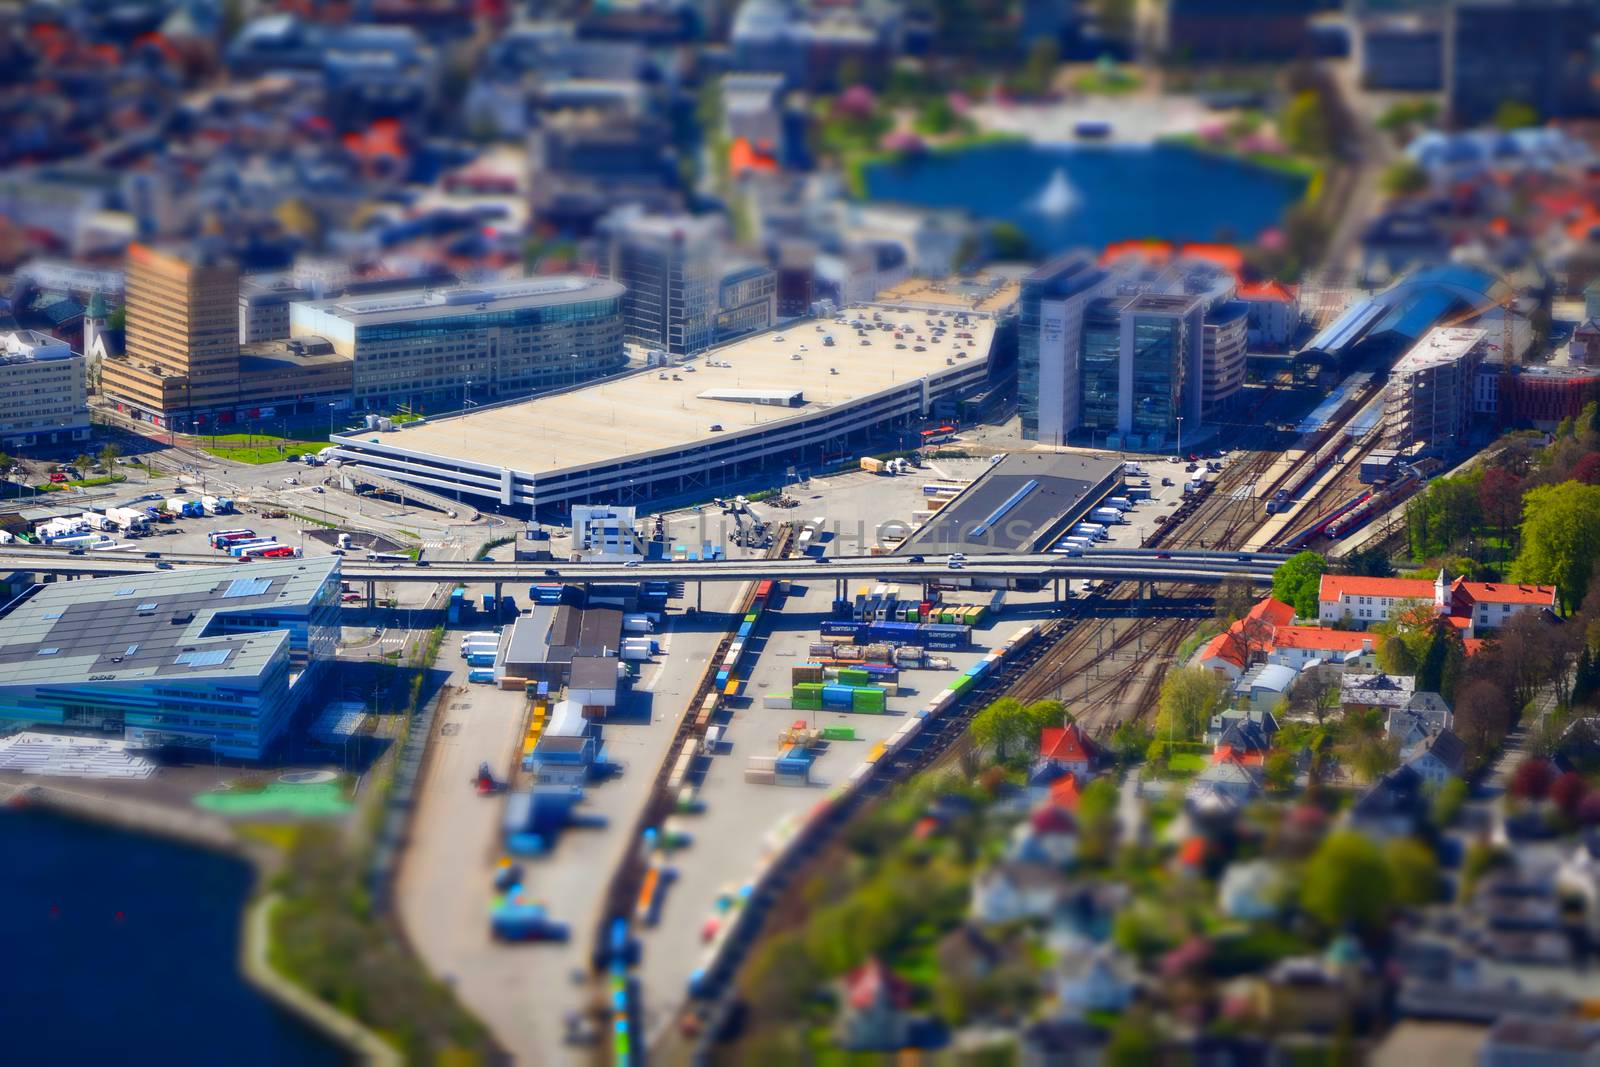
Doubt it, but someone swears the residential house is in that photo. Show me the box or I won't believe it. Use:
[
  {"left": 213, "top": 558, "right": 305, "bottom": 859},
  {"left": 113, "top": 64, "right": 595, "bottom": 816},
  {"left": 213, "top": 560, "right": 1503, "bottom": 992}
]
[
  {"left": 1037, "top": 722, "right": 1103, "bottom": 779},
  {"left": 1187, "top": 756, "right": 1262, "bottom": 812},
  {"left": 1404, "top": 728, "right": 1466, "bottom": 787},
  {"left": 1267, "top": 626, "right": 1377, "bottom": 671},
  {"left": 1217, "top": 859, "right": 1286, "bottom": 921},
  {"left": 835, "top": 958, "right": 921, "bottom": 1052},
  {"left": 1205, "top": 707, "right": 1278, "bottom": 757},
  {"left": 935, "top": 924, "right": 1005, "bottom": 986},
  {"left": 1342, "top": 673, "right": 1416, "bottom": 716},
  {"left": 1019, "top": 1020, "right": 1108, "bottom": 1067},
  {"left": 1347, "top": 765, "right": 1428, "bottom": 839},
  {"left": 1055, "top": 946, "right": 1138, "bottom": 1017},
  {"left": 1008, "top": 805, "right": 1080, "bottom": 868},
  {"left": 1198, "top": 596, "right": 1295, "bottom": 678},
  {"left": 971, "top": 862, "right": 1071, "bottom": 924},
  {"left": 1481, "top": 1015, "right": 1600, "bottom": 1067},
  {"left": 1387, "top": 708, "right": 1438, "bottom": 752}
]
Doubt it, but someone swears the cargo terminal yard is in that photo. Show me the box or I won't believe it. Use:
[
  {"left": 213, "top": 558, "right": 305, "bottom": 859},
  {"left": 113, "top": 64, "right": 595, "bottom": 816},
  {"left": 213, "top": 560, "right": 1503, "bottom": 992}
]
[
  {"left": 0, "top": 373, "right": 1405, "bottom": 1065},
  {"left": 326, "top": 306, "right": 997, "bottom": 511}
]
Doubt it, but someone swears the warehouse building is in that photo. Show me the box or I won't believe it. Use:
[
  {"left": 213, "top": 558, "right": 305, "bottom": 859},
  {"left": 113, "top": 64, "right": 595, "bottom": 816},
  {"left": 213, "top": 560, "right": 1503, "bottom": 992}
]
[
  {"left": 0, "top": 557, "right": 341, "bottom": 759},
  {"left": 329, "top": 308, "right": 997, "bottom": 512}
]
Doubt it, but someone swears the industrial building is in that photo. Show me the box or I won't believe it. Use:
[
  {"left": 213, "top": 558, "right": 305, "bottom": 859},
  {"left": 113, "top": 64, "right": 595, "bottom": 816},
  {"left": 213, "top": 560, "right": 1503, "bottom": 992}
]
[
  {"left": 497, "top": 604, "right": 625, "bottom": 689},
  {"left": 0, "top": 557, "right": 341, "bottom": 759},
  {"left": 1300, "top": 264, "right": 1503, "bottom": 370},
  {"left": 289, "top": 275, "right": 626, "bottom": 414},
  {"left": 328, "top": 309, "right": 996, "bottom": 512},
  {"left": 0, "top": 330, "right": 90, "bottom": 450},
  {"left": 897, "top": 453, "right": 1124, "bottom": 557},
  {"left": 1382, "top": 326, "right": 1486, "bottom": 454}
]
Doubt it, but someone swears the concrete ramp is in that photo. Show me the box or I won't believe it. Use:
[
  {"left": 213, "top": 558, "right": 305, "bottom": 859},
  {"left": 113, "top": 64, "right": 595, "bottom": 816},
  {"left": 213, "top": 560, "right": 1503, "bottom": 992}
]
[{"left": 337, "top": 464, "right": 479, "bottom": 520}]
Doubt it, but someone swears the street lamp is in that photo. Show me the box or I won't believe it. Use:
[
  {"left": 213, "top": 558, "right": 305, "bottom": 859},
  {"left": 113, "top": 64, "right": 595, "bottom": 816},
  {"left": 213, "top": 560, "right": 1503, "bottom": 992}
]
[{"left": 1175, "top": 415, "right": 1184, "bottom": 458}]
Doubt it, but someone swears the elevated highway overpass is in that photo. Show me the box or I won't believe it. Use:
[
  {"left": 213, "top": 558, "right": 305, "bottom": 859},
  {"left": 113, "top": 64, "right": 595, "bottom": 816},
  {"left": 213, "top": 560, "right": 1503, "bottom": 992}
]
[{"left": 0, "top": 546, "right": 1284, "bottom": 593}]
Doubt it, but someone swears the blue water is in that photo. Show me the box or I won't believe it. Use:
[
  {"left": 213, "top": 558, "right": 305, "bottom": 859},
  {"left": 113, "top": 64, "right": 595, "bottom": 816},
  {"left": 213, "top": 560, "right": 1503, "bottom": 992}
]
[
  {"left": 863, "top": 141, "right": 1307, "bottom": 254},
  {"left": 0, "top": 807, "right": 346, "bottom": 1066}
]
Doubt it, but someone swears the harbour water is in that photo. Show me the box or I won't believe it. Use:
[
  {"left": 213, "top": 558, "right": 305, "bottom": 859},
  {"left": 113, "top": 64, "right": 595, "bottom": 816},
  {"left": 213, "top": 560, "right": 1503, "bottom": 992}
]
[
  {"left": 863, "top": 140, "right": 1308, "bottom": 254},
  {"left": 0, "top": 807, "right": 346, "bottom": 1065}
]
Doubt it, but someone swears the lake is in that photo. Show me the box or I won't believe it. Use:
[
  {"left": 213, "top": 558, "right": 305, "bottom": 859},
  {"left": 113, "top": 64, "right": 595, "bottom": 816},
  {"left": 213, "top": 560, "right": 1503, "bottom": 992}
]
[
  {"left": 0, "top": 807, "right": 346, "bottom": 1065},
  {"left": 862, "top": 141, "right": 1308, "bottom": 254}
]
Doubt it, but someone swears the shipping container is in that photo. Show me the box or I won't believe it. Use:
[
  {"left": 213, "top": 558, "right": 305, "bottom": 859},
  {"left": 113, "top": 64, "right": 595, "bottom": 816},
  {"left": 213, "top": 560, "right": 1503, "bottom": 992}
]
[{"left": 468, "top": 668, "right": 496, "bottom": 683}]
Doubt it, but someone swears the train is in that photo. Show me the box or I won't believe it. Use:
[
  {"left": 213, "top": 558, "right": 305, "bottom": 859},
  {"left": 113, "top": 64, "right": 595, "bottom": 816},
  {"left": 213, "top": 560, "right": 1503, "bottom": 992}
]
[{"left": 1325, "top": 473, "right": 1420, "bottom": 539}]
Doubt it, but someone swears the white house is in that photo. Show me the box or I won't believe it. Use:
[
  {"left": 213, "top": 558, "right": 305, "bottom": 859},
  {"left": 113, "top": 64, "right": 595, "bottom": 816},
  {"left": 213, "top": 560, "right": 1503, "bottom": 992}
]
[{"left": 971, "top": 862, "right": 1070, "bottom": 924}]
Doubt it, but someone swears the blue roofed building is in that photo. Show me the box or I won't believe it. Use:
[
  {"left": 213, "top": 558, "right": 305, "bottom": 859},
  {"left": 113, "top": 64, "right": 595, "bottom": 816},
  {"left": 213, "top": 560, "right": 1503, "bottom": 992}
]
[
  {"left": 1300, "top": 264, "right": 1504, "bottom": 370},
  {"left": 0, "top": 557, "right": 341, "bottom": 759}
]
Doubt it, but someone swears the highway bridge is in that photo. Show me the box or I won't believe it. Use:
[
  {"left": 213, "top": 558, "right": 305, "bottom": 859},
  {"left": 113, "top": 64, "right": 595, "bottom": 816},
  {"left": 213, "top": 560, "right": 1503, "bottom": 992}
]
[{"left": 0, "top": 546, "right": 1285, "bottom": 589}]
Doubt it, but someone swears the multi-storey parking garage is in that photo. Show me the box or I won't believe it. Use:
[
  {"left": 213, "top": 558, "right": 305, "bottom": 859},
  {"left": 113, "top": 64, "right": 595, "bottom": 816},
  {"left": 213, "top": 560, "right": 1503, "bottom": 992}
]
[{"left": 326, "top": 307, "right": 998, "bottom": 513}]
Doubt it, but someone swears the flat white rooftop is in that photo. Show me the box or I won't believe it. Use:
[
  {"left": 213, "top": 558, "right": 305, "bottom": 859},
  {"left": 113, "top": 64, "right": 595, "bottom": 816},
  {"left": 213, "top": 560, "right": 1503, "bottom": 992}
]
[
  {"left": 345, "top": 311, "right": 995, "bottom": 477},
  {"left": 1392, "top": 326, "right": 1485, "bottom": 376}
]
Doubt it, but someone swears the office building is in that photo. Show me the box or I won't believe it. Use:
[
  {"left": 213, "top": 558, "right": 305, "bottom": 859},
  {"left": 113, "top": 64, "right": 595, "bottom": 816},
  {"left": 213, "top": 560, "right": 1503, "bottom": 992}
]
[
  {"left": 101, "top": 242, "right": 241, "bottom": 420},
  {"left": 101, "top": 244, "right": 356, "bottom": 430},
  {"left": 1446, "top": 1, "right": 1600, "bottom": 126},
  {"left": 1018, "top": 253, "right": 1111, "bottom": 445},
  {"left": 716, "top": 263, "right": 778, "bottom": 343},
  {"left": 240, "top": 276, "right": 311, "bottom": 343},
  {"left": 1021, "top": 253, "right": 1233, "bottom": 449},
  {"left": 289, "top": 276, "right": 625, "bottom": 414},
  {"left": 1202, "top": 301, "right": 1249, "bottom": 415},
  {"left": 605, "top": 211, "right": 722, "bottom": 357},
  {"left": 0, "top": 557, "right": 341, "bottom": 760},
  {"left": 1383, "top": 326, "right": 1485, "bottom": 454},
  {"left": 0, "top": 330, "right": 90, "bottom": 449},
  {"left": 1356, "top": 11, "right": 1445, "bottom": 91}
]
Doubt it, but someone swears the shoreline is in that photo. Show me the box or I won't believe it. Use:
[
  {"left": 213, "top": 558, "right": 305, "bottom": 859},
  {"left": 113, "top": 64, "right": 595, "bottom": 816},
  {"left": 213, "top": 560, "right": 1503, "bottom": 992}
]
[{"left": 2, "top": 781, "right": 397, "bottom": 1065}]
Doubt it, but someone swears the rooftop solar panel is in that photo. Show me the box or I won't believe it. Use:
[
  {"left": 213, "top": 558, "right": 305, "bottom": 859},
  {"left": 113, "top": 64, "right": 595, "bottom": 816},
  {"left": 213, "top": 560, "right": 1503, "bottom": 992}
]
[
  {"left": 223, "top": 577, "right": 272, "bottom": 599},
  {"left": 175, "top": 649, "right": 231, "bottom": 668}
]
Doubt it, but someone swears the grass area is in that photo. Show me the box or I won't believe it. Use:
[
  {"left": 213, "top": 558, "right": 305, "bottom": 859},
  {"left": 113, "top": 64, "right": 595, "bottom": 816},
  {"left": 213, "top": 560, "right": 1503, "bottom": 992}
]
[
  {"left": 1165, "top": 752, "right": 1209, "bottom": 776},
  {"left": 195, "top": 782, "right": 353, "bottom": 818},
  {"left": 186, "top": 433, "right": 327, "bottom": 464},
  {"left": 34, "top": 474, "right": 127, "bottom": 491},
  {"left": 474, "top": 535, "right": 514, "bottom": 561},
  {"left": 1071, "top": 67, "right": 1142, "bottom": 96}
]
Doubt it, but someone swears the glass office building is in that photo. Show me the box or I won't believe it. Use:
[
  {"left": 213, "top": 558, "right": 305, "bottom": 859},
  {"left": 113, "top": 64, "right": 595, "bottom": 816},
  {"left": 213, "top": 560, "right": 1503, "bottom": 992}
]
[
  {"left": 0, "top": 558, "right": 342, "bottom": 760},
  {"left": 1079, "top": 301, "right": 1123, "bottom": 435},
  {"left": 291, "top": 277, "right": 625, "bottom": 413}
]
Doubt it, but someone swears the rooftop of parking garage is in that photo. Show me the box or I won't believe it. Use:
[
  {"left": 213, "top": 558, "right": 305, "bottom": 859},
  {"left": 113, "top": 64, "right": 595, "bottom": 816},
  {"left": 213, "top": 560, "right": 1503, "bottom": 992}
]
[
  {"left": 897, "top": 452, "right": 1124, "bottom": 556},
  {"left": 337, "top": 310, "right": 996, "bottom": 476}
]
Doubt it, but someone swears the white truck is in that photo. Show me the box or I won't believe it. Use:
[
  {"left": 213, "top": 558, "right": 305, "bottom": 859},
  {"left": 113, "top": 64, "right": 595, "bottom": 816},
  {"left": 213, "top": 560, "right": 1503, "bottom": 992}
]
[
  {"left": 80, "top": 511, "right": 114, "bottom": 531},
  {"left": 105, "top": 507, "right": 150, "bottom": 533}
]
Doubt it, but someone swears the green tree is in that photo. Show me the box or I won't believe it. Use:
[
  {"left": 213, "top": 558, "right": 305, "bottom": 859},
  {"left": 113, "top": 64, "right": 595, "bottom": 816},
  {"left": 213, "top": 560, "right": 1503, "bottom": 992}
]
[
  {"left": 1377, "top": 634, "right": 1418, "bottom": 676},
  {"left": 1010, "top": 38, "right": 1059, "bottom": 98},
  {"left": 72, "top": 453, "right": 93, "bottom": 473},
  {"left": 1430, "top": 777, "right": 1469, "bottom": 829},
  {"left": 98, "top": 443, "right": 121, "bottom": 469},
  {"left": 1350, "top": 736, "right": 1400, "bottom": 783},
  {"left": 1514, "top": 481, "right": 1600, "bottom": 610},
  {"left": 986, "top": 221, "right": 1030, "bottom": 261},
  {"left": 1025, "top": 698, "right": 1068, "bottom": 738},
  {"left": 913, "top": 96, "right": 961, "bottom": 136},
  {"left": 1384, "top": 838, "right": 1440, "bottom": 907},
  {"left": 106, "top": 305, "right": 125, "bottom": 331},
  {"left": 1281, "top": 89, "right": 1331, "bottom": 156},
  {"left": 1263, "top": 749, "right": 1295, "bottom": 792},
  {"left": 1380, "top": 158, "right": 1429, "bottom": 197},
  {"left": 1301, "top": 831, "right": 1392, "bottom": 934},
  {"left": 1271, "top": 550, "right": 1327, "bottom": 618},
  {"left": 1493, "top": 100, "right": 1540, "bottom": 131},
  {"left": 970, "top": 697, "right": 1033, "bottom": 762},
  {"left": 1155, "top": 666, "right": 1229, "bottom": 742}
]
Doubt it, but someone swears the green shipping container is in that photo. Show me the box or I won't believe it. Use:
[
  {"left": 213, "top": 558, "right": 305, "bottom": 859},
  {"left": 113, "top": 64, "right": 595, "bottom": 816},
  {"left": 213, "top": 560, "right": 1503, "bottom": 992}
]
[
  {"left": 792, "top": 694, "right": 822, "bottom": 710},
  {"left": 941, "top": 609, "right": 956, "bottom": 624},
  {"left": 745, "top": 612, "right": 759, "bottom": 624},
  {"left": 838, "top": 668, "right": 870, "bottom": 685},
  {"left": 821, "top": 726, "right": 856, "bottom": 741},
  {"left": 851, "top": 689, "right": 886, "bottom": 712},
  {"left": 794, "top": 682, "right": 825, "bottom": 696},
  {"left": 951, "top": 675, "right": 974, "bottom": 694}
]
